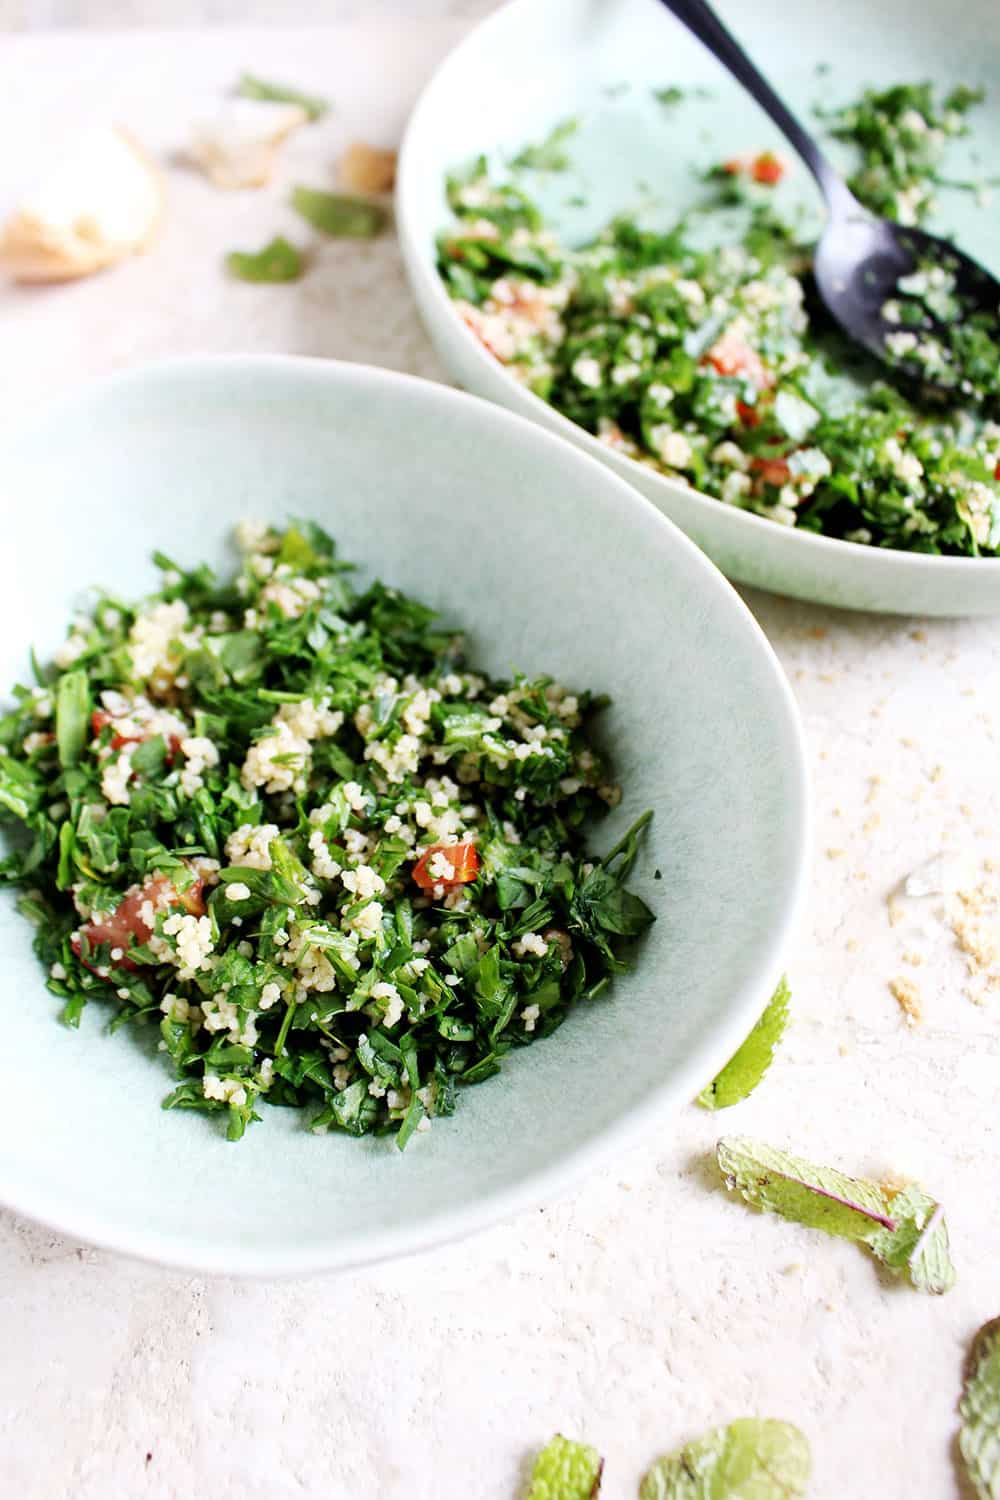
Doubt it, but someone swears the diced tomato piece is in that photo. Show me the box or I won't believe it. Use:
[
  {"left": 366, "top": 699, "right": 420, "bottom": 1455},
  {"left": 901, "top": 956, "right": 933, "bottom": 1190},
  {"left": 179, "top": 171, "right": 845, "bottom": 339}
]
[
  {"left": 412, "top": 841, "right": 480, "bottom": 893},
  {"left": 92, "top": 708, "right": 142, "bottom": 751},
  {"left": 737, "top": 400, "right": 762, "bottom": 428},
  {"left": 704, "top": 333, "right": 771, "bottom": 391},
  {"left": 994, "top": 460, "right": 1000, "bottom": 481},
  {"left": 72, "top": 872, "right": 204, "bottom": 971},
  {"left": 751, "top": 455, "right": 792, "bottom": 488},
  {"left": 91, "top": 709, "right": 181, "bottom": 758},
  {"left": 459, "top": 305, "right": 509, "bottom": 364},
  {"left": 722, "top": 157, "right": 745, "bottom": 176},
  {"left": 750, "top": 151, "right": 785, "bottom": 185}
]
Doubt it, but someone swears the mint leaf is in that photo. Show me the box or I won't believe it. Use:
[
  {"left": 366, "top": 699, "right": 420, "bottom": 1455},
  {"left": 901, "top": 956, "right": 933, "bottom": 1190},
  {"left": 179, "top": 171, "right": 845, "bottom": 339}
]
[
  {"left": 527, "top": 1434, "right": 603, "bottom": 1499},
  {"left": 717, "top": 1136, "right": 956, "bottom": 1293},
  {"left": 640, "top": 1418, "right": 810, "bottom": 1499},
  {"left": 235, "top": 72, "right": 328, "bottom": 121},
  {"left": 291, "top": 185, "right": 387, "bottom": 238},
  {"left": 226, "top": 236, "right": 304, "bottom": 283},
  {"left": 961, "top": 1317, "right": 1000, "bottom": 1500},
  {"left": 698, "top": 977, "right": 790, "bottom": 1109}
]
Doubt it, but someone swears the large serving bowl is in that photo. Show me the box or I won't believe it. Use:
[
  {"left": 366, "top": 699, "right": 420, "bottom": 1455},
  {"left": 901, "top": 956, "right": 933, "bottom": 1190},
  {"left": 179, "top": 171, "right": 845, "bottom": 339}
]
[
  {"left": 0, "top": 356, "right": 807, "bottom": 1274},
  {"left": 397, "top": 0, "right": 1000, "bottom": 615}
]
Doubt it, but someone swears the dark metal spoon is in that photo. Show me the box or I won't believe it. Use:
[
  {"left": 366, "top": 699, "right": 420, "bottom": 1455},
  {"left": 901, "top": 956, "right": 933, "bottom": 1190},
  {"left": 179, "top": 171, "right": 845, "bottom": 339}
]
[{"left": 655, "top": 0, "right": 1000, "bottom": 395}]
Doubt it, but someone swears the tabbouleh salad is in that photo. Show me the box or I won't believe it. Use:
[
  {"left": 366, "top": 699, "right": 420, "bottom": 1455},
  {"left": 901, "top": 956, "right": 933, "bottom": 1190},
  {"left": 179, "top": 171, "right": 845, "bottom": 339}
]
[
  {"left": 0, "top": 523, "right": 653, "bottom": 1145},
  {"left": 438, "top": 82, "right": 1000, "bottom": 557}
]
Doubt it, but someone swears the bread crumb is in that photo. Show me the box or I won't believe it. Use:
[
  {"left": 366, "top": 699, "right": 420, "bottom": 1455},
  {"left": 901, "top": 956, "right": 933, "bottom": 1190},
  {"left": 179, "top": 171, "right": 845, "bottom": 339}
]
[
  {"left": 339, "top": 142, "right": 397, "bottom": 194},
  {"left": 929, "top": 763, "right": 945, "bottom": 783},
  {"left": 845, "top": 938, "right": 859, "bottom": 952},
  {"left": 866, "top": 774, "right": 882, "bottom": 804},
  {"left": 826, "top": 847, "right": 845, "bottom": 860},
  {"left": 900, "top": 737, "right": 917, "bottom": 749},
  {"left": 887, "top": 896, "right": 903, "bottom": 927},
  {"left": 902, "top": 951, "right": 924, "bottom": 967},
  {"left": 863, "top": 813, "right": 881, "bottom": 834},
  {"left": 889, "top": 976, "right": 922, "bottom": 1026},
  {"left": 910, "top": 628, "right": 927, "bottom": 642}
]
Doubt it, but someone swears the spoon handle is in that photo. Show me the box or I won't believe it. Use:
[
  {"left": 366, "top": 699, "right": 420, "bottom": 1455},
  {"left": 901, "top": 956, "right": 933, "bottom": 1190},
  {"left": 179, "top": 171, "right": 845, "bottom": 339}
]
[{"left": 654, "top": 0, "right": 849, "bottom": 206}]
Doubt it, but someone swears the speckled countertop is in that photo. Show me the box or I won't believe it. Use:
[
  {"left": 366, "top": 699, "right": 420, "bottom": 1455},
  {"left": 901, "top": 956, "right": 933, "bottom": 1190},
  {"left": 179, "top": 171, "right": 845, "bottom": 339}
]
[{"left": 0, "top": 23, "right": 998, "bottom": 1500}]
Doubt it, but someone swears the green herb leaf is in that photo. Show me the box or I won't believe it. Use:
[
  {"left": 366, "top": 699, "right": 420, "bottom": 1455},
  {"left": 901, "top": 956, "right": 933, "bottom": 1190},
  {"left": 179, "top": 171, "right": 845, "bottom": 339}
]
[
  {"left": 639, "top": 1418, "right": 810, "bottom": 1499},
  {"left": 226, "top": 236, "right": 304, "bottom": 283},
  {"left": 526, "top": 1433, "right": 603, "bottom": 1499},
  {"left": 960, "top": 1317, "right": 1000, "bottom": 1500},
  {"left": 235, "top": 72, "right": 328, "bottom": 121},
  {"left": 698, "top": 977, "right": 790, "bottom": 1109},
  {"left": 290, "top": 186, "right": 387, "bottom": 238},
  {"left": 511, "top": 117, "right": 579, "bottom": 173},
  {"left": 56, "top": 670, "right": 89, "bottom": 769},
  {"left": 717, "top": 1136, "right": 956, "bottom": 1293}
]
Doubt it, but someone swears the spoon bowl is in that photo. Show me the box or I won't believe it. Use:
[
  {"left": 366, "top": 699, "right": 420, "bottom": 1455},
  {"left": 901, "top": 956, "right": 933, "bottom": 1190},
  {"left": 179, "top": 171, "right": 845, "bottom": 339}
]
[{"left": 814, "top": 188, "right": 1000, "bottom": 389}]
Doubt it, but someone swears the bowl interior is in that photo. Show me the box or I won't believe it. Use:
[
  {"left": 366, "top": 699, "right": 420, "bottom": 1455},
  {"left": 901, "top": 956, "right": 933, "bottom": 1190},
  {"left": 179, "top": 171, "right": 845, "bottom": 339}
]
[
  {"left": 397, "top": 0, "right": 1000, "bottom": 615},
  {"left": 0, "top": 358, "right": 806, "bottom": 1274}
]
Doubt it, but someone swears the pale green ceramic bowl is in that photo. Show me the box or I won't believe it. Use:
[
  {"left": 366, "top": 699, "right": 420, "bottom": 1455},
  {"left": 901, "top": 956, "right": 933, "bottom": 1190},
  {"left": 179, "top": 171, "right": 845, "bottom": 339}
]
[
  {"left": 0, "top": 357, "right": 807, "bottom": 1275},
  {"left": 397, "top": 0, "right": 1000, "bottom": 615}
]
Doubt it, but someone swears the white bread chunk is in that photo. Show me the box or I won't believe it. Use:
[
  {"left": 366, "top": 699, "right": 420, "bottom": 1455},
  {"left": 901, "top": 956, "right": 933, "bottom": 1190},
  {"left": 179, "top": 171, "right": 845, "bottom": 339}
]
[{"left": 0, "top": 127, "right": 163, "bottom": 283}]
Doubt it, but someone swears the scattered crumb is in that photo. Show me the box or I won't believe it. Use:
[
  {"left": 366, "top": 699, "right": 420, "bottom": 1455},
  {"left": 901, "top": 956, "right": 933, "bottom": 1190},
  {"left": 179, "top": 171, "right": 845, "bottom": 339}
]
[
  {"left": 339, "top": 141, "right": 397, "bottom": 194},
  {"left": 832, "top": 806, "right": 842, "bottom": 818},
  {"left": 845, "top": 938, "right": 859, "bottom": 952},
  {"left": 929, "top": 763, "right": 945, "bottom": 783},
  {"left": 866, "top": 775, "right": 882, "bottom": 804},
  {"left": 910, "top": 628, "right": 927, "bottom": 642},
  {"left": 900, "top": 736, "right": 916, "bottom": 749},
  {"left": 863, "top": 813, "right": 881, "bottom": 834},
  {"left": 837, "top": 1042, "right": 851, "bottom": 1056},
  {"left": 959, "top": 803, "right": 974, "bottom": 819},
  {"left": 819, "top": 749, "right": 828, "bottom": 760},
  {"left": 887, "top": 896, "right": 903, "bottom": 928},
  {"left": 783, "top": 1262, "right": 803, "bottom": 1275},
  {"left": 902, "top": 951, "right": 924, "bottom": 967},
  {"left": 951, "top": 881, "right": 999, "bottom": 973},
  {"left": 854, "top": 870, "right": 869, "bottom": 881},
  {"left": 818, "top": 672, "right": 836, "bottom": 684},
  {"left": 961, "top": 687, "right": 976, "bottom": 697},
  {"left": 826, "top": 847, "right": 845, "bottom": 860},
  {"left": 890, "top": 975, "right": 923, "bottom": 1026}
]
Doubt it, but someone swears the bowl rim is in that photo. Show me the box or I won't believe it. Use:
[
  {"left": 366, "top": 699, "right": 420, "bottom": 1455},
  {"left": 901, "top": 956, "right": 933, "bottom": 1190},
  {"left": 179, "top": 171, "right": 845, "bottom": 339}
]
[
  {"left": 0, "top": 353, "right": 810, "bottom": 1277},
  {"left": 395, "top": 0, "right": 1000, "bottom": 590}
]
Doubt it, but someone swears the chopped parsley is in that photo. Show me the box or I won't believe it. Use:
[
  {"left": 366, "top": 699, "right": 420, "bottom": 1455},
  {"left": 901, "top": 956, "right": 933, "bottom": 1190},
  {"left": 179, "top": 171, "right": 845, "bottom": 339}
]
[
  {"left": 437, "top": 86, "right": 1000, "bottom": 558},
  {"left": 819, "top": 81, "right": 984, "bottom": 224},
  {"left": 510, "top": 116, "right": 579, "bottom": 173},
  {"left": 0, "top": 523, "right": 654, "bottom": 1145},
  {"left": 881, "top": 255, "right": 1000, "bottom": 407}
]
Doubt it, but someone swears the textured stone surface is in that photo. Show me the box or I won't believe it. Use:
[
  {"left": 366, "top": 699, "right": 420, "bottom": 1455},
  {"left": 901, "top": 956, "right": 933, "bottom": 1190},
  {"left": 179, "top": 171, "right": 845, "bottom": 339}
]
[{"left": 1, "top": 23, "right": 998, "bottom": 1500}]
